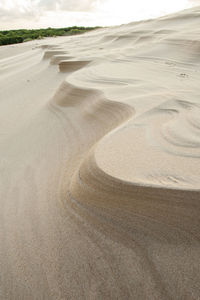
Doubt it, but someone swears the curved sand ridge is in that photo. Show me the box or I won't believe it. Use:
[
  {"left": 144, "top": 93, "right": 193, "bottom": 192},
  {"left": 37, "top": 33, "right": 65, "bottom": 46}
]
[
  {"left": 69, "top": 146, "right": 200, "bottom": 299},
  {"left": 0, "top": 5, "right": 200, "bottom": 300},
  {"left": 94, "top": 99, "right": 200, "bottom": 186}
]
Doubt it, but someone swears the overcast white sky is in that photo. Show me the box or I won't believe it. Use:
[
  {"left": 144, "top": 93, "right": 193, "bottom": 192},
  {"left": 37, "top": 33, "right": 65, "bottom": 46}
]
[{"left": 0, "top": 0, "right": 199, "bottom": 30}]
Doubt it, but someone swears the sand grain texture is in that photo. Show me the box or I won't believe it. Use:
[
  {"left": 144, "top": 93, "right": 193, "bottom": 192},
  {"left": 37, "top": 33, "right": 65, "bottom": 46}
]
[{"left": 0, "top": 6, "right": 200, "bottom": 300}]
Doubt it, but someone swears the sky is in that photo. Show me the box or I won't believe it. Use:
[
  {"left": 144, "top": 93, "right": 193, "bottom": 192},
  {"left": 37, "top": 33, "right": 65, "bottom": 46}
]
[{"left": 0, "top": 0, "right": 200, "bottom": 30}]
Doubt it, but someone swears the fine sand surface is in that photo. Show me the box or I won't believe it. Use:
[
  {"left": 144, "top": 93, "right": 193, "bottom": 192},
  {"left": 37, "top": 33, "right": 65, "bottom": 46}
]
[{"left": 0, "top": 6, "right": 200, "bottom": 300}]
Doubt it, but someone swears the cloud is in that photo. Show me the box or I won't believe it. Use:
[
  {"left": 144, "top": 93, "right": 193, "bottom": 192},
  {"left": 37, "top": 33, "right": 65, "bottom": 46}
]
[
  {"left": 188, "top": 0, "right": 200, "bottom": 5},
  {"left": 0, "top": 0, "right": 38, "bottom": 23},
  {"left": 37, "top": 0, "right": 58, "bottom": 11},
  {"left": 0, "top": 0, "right": 101, "bottom": 19},
  {"left": 36, "top": 0, "right": 101, "bottom": 12},
  {"left": 189, "top": 0, "right": 200, "bottom": 3},
  {"left": 0, "top": 0, "right": 199, "bottom": 30},
  {"left": 0, "top": 0, "right": 104, "bottom": 29}
]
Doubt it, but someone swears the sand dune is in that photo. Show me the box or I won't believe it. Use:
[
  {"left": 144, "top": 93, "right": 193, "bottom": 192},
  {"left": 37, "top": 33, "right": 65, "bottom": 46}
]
[{"left": 0, "top": 6, "right": 200, "bottom": 300}]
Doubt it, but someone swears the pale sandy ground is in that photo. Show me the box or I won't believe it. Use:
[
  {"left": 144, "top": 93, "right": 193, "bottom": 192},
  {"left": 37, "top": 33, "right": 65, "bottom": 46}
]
[{"left": 0, "top": 6, "right": 200, "bottom": 300}]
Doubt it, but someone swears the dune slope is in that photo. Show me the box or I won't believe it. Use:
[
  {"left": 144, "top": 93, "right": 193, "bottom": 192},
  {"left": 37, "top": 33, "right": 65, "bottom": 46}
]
[{"left": 0, "top": 6, "right": 200, "bottom": 300}]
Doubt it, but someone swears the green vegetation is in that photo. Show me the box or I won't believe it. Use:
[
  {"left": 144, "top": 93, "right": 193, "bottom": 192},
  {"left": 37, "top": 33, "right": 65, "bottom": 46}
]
[{"left": 0, "top": 26, "right": 100, "bottom": 46}]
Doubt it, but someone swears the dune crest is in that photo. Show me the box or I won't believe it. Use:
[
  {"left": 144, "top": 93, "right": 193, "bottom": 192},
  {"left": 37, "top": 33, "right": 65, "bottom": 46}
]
[{"left": 0, "top": 5, "right": 200, "bottom": 300}]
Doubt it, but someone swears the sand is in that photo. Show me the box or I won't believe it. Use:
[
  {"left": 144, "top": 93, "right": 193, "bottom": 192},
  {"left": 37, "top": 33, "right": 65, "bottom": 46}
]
[{"left": 0, "top": 6, "right": 200, "bottom": 300}]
